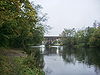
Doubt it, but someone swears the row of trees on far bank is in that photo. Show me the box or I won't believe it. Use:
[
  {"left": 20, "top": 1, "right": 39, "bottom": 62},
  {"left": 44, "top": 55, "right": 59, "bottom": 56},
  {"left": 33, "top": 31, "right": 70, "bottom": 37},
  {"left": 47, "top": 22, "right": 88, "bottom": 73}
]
[
  {"left": 60, "top": 21, "right": 100, "bottom": 48},
  {"left": 0, "top": 0, "right": 46, "bottom": 49}
]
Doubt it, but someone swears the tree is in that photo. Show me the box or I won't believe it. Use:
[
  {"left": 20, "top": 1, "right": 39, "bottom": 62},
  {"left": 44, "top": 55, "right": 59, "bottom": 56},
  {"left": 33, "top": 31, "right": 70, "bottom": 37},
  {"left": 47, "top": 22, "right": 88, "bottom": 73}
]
[
  {"left": 60, "top": 28, "right": 76, "bottom": 47},
  {"left": 89, "top": 27, "right": 100, "bottom": 47},
  {"left": 0, "top": 0, "right": 45, "bottom": 48},
  {"left": 60, "top": 23, "right": 99, "bottom": 48}
]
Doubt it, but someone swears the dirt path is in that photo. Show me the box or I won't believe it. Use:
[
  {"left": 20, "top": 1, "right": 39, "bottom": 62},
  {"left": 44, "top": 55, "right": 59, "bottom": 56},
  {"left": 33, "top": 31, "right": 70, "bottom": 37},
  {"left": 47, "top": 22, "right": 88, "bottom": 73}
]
[{"left": 0, "top": 49, "right": 27, "bottom": 57}]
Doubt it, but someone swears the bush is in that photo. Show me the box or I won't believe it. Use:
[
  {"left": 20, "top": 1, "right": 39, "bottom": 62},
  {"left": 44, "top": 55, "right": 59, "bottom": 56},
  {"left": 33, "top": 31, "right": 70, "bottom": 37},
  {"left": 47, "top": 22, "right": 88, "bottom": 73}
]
[{"left": 0, "top": 55, "right": 45, "bottom": 75}]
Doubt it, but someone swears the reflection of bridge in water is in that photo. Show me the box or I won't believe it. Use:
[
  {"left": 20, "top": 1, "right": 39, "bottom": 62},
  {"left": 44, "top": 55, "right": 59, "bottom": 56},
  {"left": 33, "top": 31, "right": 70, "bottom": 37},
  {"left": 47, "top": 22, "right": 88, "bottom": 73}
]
[{"left": 43, "top": 36, "right": 62, "bottom": 45}]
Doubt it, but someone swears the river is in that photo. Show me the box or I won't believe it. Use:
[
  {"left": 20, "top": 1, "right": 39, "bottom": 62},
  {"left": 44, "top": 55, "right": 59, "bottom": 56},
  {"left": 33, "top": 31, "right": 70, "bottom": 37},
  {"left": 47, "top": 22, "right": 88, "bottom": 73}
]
[{"left": 32, "top": 45, "right": 100, "bottom": 75}]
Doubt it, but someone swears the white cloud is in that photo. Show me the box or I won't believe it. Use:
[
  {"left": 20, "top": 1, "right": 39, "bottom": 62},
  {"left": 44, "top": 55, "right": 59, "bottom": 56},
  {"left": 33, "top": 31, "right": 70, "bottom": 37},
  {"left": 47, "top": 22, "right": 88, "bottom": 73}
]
[{"left": 29, "top": 0, "right": 100, "bottom": 36}]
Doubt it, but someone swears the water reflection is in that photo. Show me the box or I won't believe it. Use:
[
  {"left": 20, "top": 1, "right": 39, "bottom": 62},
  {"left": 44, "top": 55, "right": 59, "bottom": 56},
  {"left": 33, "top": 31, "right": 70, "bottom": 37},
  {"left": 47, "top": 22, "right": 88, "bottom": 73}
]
[
  {"left": 29, "top": 47, "right": 44, "bottom": 68},
  {"left": 43, "top": 46, "right": 100, "bottom": 75},
  {"left": 62, "top": 47, "right": 100, "bottom": 67},
  {"left": 42, "top": 46, "right": 63, "bottom": 56}
]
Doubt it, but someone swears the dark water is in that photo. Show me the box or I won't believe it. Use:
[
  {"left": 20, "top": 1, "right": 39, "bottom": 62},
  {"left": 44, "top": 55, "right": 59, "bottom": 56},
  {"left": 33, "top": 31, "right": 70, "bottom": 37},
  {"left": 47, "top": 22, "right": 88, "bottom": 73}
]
[{"left": 41, "top": 46, "right": 100, "bottom": 75}]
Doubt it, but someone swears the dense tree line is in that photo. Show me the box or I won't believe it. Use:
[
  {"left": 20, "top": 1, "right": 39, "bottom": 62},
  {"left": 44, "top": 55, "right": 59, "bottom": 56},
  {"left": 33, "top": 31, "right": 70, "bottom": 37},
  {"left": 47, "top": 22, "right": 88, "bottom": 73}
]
[
  {"left": 0, "top": 0, "right": 45, "bottom": 49},
  {"left": 60, "top": 21, "right": 100, "bottom": 48},
  {"left": 0, "top": 0, "right": 45, "bottom": 75}
]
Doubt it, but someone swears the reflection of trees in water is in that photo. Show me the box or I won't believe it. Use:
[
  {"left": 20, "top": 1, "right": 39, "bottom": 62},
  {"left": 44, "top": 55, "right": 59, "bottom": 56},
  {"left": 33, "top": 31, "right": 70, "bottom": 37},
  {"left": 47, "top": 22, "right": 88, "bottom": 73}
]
[
  {"left": 43, "top": 46, "right": 100, "bottom": 74},
  {"left": 62, "top": 47, "right": 76, "bottom": 64},
  {"left": 44, "top": 47, "right": 58, "bottom": 55},
  {"left": 95, "top": 67, "right": 100, "bottom": 75},
  {"left": 29, "top": 48, "right": 44, "bottom": 68},
  {"left": 62, "top": 47, "right": 100, "bottom": 74},
  {"left": 44, "top": 46, "right": 63, "bottom": 56}
]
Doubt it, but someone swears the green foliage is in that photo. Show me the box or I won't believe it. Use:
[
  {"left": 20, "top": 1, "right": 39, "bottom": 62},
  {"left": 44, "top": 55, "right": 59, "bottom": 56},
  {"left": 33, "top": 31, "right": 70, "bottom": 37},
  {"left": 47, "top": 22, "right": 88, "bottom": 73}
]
[
  {"left": 0, "top": 1, "right": 45, "bottom": 75},
  {"left": 0, "top": 0, "right": 45, "bottom": 49},
  {"left": 61, "top": 22, "right": 100, "bottom": 48},
  {"left": 89, "top": 27, "right": 100, "bottom": 47},
  {"left": 0, "top": 55, "right": 44, "bottom": 75},
  {"left": 0, "top": 0, "right": 45, "bottom": 74},
  {"left": 60, "top": 28, "right": 76, "bottom": 47},
  {"left": 15, "top": 56, "right": 45, "bottom": 75}
]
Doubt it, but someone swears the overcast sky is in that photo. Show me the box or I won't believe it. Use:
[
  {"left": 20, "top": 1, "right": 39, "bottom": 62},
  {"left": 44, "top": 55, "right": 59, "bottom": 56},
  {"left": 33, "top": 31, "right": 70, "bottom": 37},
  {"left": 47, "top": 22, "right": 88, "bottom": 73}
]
[{"left": 29, "top": 0, "right": 100, "bottom": 36}]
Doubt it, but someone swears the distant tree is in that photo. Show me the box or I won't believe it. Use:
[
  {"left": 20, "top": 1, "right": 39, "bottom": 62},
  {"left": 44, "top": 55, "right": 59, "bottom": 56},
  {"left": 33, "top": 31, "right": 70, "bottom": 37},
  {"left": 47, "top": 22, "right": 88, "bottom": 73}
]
[
  {"left": 89, "top": 27, "right": 100, "bottom": 47},
  {"left": 60, "top": 22, "right": 99, "bottom": 48},
  {"left": 60, "top": 28, "right": 76, "bottom": 47}
]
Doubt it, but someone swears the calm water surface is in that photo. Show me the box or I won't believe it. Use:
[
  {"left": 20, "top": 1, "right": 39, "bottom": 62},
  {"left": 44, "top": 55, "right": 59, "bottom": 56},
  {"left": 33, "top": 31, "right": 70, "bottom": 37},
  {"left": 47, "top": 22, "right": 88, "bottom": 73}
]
[{"left": 41, "top": 46, "right": 100, "bottom": 75}]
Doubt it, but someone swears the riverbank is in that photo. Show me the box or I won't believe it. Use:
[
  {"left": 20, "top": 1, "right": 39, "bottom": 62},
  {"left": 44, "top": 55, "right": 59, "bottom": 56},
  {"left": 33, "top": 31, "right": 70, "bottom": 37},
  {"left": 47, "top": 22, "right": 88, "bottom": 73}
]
[{"left": 0, "top": 48, "right": 45, "bottom": 75}]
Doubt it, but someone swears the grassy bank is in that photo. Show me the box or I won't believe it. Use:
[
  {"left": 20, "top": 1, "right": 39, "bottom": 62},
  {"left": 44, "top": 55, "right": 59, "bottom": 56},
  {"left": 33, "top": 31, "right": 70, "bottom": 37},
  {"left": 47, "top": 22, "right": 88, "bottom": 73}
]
[{"left": 0, "top": 49, "right": 45, "bottom": 75}]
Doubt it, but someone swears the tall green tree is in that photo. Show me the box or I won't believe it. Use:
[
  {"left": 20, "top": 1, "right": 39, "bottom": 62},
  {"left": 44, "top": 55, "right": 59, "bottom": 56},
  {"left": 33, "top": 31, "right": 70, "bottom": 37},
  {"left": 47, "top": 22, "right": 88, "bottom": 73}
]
[{"left": 0, "top": 0, "right": 45, "bottom": 48}]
